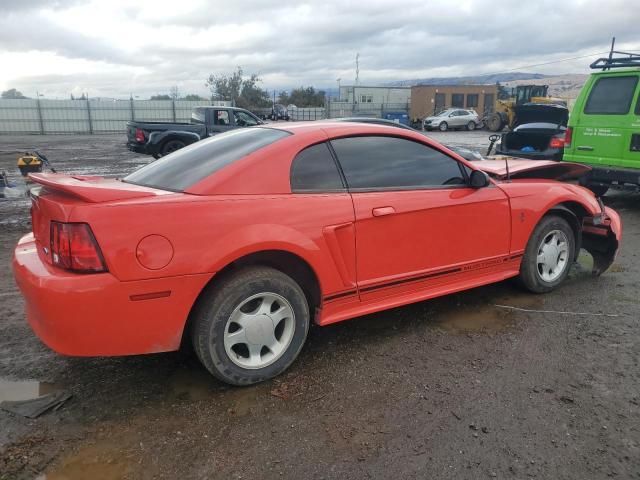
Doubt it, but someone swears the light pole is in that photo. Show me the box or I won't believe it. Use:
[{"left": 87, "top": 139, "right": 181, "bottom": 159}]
[{"left": 336, "top": 78, "right": 341, "bottom": 101}]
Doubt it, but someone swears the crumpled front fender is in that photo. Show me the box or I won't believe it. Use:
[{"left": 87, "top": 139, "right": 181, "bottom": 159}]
[{"left": 582, "top": 206, "right": 622, "bottom": 276}]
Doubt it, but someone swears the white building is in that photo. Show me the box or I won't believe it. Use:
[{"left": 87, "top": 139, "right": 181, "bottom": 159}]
[{"left": 338, "top": 86, "right": 410, "bottom": 105}]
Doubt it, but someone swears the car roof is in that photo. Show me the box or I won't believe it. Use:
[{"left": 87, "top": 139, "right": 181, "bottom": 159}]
[{"left": 194, "top": 106, "right": 252, "bottom": 111}]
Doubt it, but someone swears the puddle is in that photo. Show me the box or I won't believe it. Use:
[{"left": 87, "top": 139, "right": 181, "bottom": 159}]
[
  {"left": 0, "top": 379, "right": 60, "bottom": 402},
  {"left": 433, "top": 304, "right": 515, "bottom": 334},
  {"left": 432, "top": 293, "right": 543, "bottom": 334},
  {"left": 167, "top": 368, "right": 264, "bottom": 415},
  {"left": 35, "top": 443, "right": 132, "bottom": 480}
]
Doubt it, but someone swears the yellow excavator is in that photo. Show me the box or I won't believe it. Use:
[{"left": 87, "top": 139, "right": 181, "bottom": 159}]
[{"left": 485, "top": 85, "right": 566, "bottom": 131}]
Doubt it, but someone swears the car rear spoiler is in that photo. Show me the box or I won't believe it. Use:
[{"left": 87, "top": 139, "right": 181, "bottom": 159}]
[{"left": 28, "top": 173, "right": 171, "bottom": 203}]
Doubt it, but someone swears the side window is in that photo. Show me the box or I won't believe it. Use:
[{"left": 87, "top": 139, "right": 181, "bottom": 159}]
[
  {"left": 331, "top": 136, "right": 466, "bottom": 190},
  {"left": 466, "top": 94, "right": 479, "bottom": 108},
  {"left": 290, "top": 143, "right": 344, "bottom": 192},
  {"left": 214, "top": 110, "right": 230, "bottom": 125},
  {"left": 234, "top": 111, "right": 259, "bottom": 126},
  {"left": 635, "top": 90, "right": 640, "bottom": 115},
  {"left": 585, "top": 76, "right": 639, "bottom": 114}
]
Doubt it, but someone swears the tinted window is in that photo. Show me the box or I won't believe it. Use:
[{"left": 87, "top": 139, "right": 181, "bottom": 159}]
[
  {"left": 234, "top": 111, "right": 259, "bottom": 126},
  {"left": 585, "top": 76, "right": 639, "bottom": 114},
  {"left": 290, "top": 143, "right": 344, "bottom": 191},
  {"left": 635, "top": 92, "right": 640, "bottom": 115},
  {"left": 331, "top": 136, "right": 466, "bottom": 190},
  {"left": 125, "top": 128, "right": 290, "bottom": 191}
]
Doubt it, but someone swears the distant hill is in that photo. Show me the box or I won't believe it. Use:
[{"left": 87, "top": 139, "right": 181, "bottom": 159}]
[{"left": 502, "top": 74, "right": 588, "bottom": 99}]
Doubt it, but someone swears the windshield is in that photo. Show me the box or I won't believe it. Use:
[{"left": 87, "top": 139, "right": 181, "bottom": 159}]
[
  {"left": 436, "top": 109, "right": 453, "bottom": 117},
  {"left": 124, "top": 128, "right": 290, "bottom": 191}
]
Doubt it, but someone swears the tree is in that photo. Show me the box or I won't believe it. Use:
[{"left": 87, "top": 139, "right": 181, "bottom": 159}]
[
  {"left": 284, "top": 86, "right": 325, "bottom": 107},
  {"left": 183, "top": 94, "right": 206, "bottom": 101},
  {"left": 205, "top": 67, "right": 270, "bottom": 109},
  {"left": 1, "top": 88, "right": 27, "bottom": 99},
  {"left": 169, "top": 85, "right": 180, "bottom": 100},
  {"left": 150, "top": 94, "right": 172, "bottom": 100}
]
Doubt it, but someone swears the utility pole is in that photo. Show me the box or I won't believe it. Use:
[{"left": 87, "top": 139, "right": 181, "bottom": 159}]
[
  {"left": 336, "top": 78, "right": 341, "bottom": 100},
  {"left": 355, "top": 53, "right": 360, "bottom": 85}
]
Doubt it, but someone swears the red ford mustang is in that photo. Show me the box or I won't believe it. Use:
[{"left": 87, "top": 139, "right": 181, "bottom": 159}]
[{"left": 13, "top": 123, "right": 621, "bottom": 385}]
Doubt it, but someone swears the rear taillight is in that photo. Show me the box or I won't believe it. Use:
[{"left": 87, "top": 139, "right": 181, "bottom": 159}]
[
  {"left": 50, "top": 222, "right": 107, "bottom": 273},
  {"left": 564, "top": 127, "right": 572, "bottom": 149},
  {"left": 135, "top": 128, "right": 145, "bottom": 143},
  {"left": 549, "top": 137, "right": 565, "bottom": 149}
]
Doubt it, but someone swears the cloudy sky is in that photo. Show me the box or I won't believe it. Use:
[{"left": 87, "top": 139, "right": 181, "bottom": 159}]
[{"left": 1, "top": 0, "right": 639, "bottom": 99}]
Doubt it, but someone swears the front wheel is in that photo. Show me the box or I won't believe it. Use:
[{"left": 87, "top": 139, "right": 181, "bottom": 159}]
[
  {"left": 519, "top": 215, "right": 575, "bottom": 293},
  {"left": 191, "top": 267, "right": 310, "bottom": 385},
  {"left": 438, "top": 122, "right": 448, "bottom": 132},
  {"left": 467, "top": 121, "right": 476, "bottom": 131}
]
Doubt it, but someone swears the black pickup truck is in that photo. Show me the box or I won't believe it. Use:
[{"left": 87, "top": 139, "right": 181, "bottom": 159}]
[{"left": 126, "top": 106, "right": 264, "bottom": 158}]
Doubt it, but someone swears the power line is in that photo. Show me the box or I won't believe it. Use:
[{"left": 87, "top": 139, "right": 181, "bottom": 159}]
[{"left": 481, "top": 51, "right": 611, "bottom": 77}]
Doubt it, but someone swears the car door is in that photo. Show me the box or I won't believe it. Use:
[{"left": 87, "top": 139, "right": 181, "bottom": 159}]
[
  {"left": 330, "top": 135, "right": 512, "bottom": 301},
  {"left": 208, "top": 109, "right": 235, "bottom": 135}
]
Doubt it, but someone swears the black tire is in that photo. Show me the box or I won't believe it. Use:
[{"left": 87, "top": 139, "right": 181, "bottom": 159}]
[
  {"left": 519, "top": 215, "right": 575, "bottom": 293},
  {"left": 191, "top": 266, "right": 310, "bottom": 385},
  {"left": 586, "top": 183, "right": 609, "bottom": 197},
  {"left": 439, "top": 122, "right": 448, "bottom": 132},
  {"left": 467, "top": 121, "right": 476, "bottom": 131},
  {"left": 161, "top": 139, "right": 186, "bottom": 156}
]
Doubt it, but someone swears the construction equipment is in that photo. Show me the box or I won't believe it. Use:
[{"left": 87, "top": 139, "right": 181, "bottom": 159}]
[
  {"left": 17, "top": 151, "right": 56, "bottom": 177},
  {"left": 484, "top": 85, "right": 566, "bottom": 132}
]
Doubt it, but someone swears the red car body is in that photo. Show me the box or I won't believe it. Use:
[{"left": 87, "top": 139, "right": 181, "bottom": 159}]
[{"left": 13, "top": 123, "right": 621, "bottom": 359}]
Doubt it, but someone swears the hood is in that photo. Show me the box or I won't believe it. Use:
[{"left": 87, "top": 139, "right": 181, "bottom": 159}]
[
  {"left": 477, "top": 158, "right": 591, "bottom": 181},
  {"left": 512, "top": 103, "right": 568, "bottom": 128}
]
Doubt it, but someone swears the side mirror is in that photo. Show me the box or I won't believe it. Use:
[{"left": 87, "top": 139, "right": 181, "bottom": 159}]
[{"left": 469, "top": 170, "right": 490, "bottom": 188}]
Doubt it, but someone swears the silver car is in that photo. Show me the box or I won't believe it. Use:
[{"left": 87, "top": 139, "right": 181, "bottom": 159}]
[{"left": 423, "top": 108, "right": 480, "bottom": 132}]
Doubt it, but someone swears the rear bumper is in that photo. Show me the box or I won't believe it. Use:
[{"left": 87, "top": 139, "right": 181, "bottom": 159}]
[
  {"left": 13, "top": 234, "right": 212, "bottom": 356},
  {"left": 495, "top": 147, "right": 563, "bottom": 161},
  {"left": 126, "top": 141, "right": 148, "bottom": 154}
]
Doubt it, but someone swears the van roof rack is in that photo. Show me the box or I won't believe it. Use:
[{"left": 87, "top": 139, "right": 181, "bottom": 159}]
[{"left": 590, "top": 37, "right": 640, "bottom": 70}]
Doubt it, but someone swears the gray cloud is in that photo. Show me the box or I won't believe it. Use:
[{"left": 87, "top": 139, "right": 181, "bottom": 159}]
[{"left": 1, "top": 0, "right": 639, "bottom": 98}]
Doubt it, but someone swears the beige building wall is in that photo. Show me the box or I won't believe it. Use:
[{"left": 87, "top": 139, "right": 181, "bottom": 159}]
[{"left": 410, "top": 85, "right": 498, "bottom": 121}]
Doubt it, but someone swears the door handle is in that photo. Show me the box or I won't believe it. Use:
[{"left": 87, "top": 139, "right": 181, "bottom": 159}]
[
  {"left": 372, "top": 206, "right": 396, "bottom": 217},
  {"left": 577, "top": 146, "right": 594, "bottom": 151}
]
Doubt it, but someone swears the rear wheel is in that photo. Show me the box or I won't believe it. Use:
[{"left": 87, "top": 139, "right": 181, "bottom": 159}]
[
  {"left": 467, "top": 121, "right": 476, "bottom": 131},
  {"left": 519, "top": 215, "right": 575, "bottom": 293},
  {"left": 161, "top": 139, "right": 186, "bottom": 156},
  {"left": 191, "top": 267, "right": 310, "bottom": 385},
  {"left": 439, "top": 122, "right": 448, "bottom": 132}
]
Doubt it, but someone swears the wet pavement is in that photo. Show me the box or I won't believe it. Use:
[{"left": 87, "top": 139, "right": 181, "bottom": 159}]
[{"left": 1, "top": 132, "right": 639, "bottom": 479}]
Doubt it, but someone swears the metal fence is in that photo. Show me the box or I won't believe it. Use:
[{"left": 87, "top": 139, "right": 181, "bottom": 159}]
[
  {"left": 0, "top": 99, "right": 412, "bottom": 134},
  {"left": 0, "top": 99, "right": 230, "bottom": 134},
  {"left": 326, "top": 102, "right": 410, "bottom": 119}
]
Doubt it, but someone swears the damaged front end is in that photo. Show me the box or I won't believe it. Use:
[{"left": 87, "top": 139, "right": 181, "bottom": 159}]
[{"left": 581, "top": 202, "right": 622, "bottom": 276}]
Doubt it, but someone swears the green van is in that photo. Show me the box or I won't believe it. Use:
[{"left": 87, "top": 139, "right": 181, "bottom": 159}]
[{"left": 563, "top": 58, "right": 640, "bottom": 196}]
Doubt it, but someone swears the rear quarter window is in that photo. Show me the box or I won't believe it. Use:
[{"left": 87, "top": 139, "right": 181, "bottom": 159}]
[
  {"left": 124, "top": 128, "right": 290, "bottom": 191},
  {"left": 584, "top": 76, "right": 639, "bottom": 114}
]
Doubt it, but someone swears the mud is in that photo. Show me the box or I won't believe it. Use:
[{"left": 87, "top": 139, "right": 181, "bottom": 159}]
[{"left": 1, "top": 134, "right": 639, "bottom": 480}]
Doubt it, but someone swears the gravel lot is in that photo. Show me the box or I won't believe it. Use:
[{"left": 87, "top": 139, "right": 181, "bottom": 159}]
[{"left": 1, "top": 131, "right": 639, "bottom": 480}]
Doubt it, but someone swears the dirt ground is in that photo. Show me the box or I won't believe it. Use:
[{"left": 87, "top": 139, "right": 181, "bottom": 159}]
[{"left": 0, "top": 132, "right": 639, "bottom": 480}]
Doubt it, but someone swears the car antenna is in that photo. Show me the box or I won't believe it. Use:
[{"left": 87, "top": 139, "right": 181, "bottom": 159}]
[{"left": 504, "top": 155, "right": 511, "bottom": 182}]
